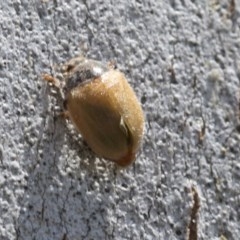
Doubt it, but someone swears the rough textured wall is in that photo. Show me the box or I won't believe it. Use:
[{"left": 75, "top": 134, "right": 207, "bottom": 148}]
[{"left": 0, "top": 0, "right": 240, "bottom": 239}]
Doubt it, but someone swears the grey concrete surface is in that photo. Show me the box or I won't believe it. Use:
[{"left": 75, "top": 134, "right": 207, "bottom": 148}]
[{"left": 0, "top": 0, "right": 240, "bottom": 239}]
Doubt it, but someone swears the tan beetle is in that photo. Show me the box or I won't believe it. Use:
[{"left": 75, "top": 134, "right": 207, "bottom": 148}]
[{"left": 43, "top": 57, "right": 144, "bottom": 167}]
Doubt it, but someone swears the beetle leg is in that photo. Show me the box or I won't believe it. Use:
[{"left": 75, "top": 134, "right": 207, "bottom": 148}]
[
  {"left": 63, "top": 99, "right": 68, "bottom": 110},
  {"left": 42, "top": 73, "right": 61, "bottom": 89},
  {"left": 58, "top": 110, "right": 70, "bottom": 119},
  {"left": 108, "top": 60, "right": 117, "bottom": 69}
]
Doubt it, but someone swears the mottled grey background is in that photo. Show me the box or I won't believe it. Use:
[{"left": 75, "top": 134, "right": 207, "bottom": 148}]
[{"left": 0, "top": 0, "right": 240, "bottom": 239}]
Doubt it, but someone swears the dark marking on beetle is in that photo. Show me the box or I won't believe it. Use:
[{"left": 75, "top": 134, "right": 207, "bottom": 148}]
[{"left": 64, "top": 59, "right": 108, "bottom": 93}]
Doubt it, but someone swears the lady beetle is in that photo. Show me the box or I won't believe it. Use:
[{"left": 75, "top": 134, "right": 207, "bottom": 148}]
[{"left": 43, "top": 57, "right": 144, "bottom": 167}]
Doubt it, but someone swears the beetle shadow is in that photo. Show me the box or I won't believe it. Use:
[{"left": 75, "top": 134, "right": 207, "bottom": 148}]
[{"left": 16, "top": 91, "right": 119, "bottom": 239}]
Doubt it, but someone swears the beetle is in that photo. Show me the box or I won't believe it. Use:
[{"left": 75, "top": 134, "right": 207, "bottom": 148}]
[{"left": 42, "top": 56, "right": 144, "bottom": 167}]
